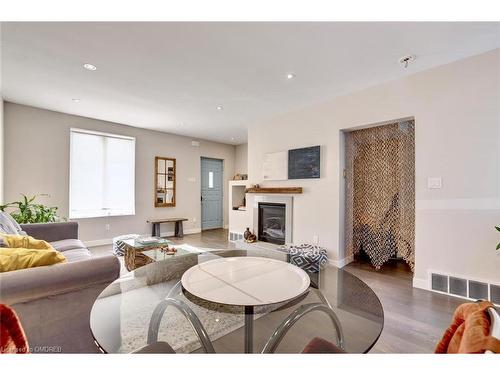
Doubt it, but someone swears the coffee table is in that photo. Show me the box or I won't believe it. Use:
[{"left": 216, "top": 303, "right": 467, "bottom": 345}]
[
  {"left": 122, "top": 237, "right": 195, "bottom": 271},
  {"left": 181, "top": 256, "right": 311, "bottom": 353}
]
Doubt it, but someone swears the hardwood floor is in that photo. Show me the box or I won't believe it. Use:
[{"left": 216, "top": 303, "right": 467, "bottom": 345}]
[
  {"left": 168, "top": 228, "right": 236, "bottom": 250},
  {"left": 90, "top": 228, "right": 465, "bottom": 353},
  {"left": 344, "top": 260, "right": 464, "bottom": 353}
]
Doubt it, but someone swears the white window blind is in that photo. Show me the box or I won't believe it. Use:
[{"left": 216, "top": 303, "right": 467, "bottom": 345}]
[{"left": 70, "top": 128, "right": 135, "bottom": 219}]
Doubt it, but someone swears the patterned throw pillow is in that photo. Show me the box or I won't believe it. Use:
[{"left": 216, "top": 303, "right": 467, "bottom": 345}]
[
  {"left": 285, "top": 244, "right": 329, "bottom": 273},
  {"left": 113, "top": 234, "right": 141, "bottom": 256}
]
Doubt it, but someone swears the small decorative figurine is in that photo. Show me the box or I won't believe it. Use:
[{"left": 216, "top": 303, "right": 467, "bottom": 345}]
[
  {"left": 246, "top": 231, "right": 257, "bottom": 243},
  {"left": 161, "top": 245, "right": 177, "bottom": 255},
  {"left": 165, "top": 246, "right": 177, "bottom": 255}
]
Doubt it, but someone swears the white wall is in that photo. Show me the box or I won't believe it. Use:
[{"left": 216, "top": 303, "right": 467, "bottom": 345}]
[
  {"left": 234, "top": 143, "right": 248, "bottom": 175},
  {"left": 4, "top": 103, "right": 236, "bottom": 244},
  {"left": 247, "top": 49, "right": 500, "bottom": 285}
]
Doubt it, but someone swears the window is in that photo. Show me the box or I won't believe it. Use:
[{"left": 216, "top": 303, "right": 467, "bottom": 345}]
[
  {"left": 70, "top": 128, "right": 135, "bottom": 219},
  {"left": 209, "top": 171, "right": 214, "bottom": 188}
]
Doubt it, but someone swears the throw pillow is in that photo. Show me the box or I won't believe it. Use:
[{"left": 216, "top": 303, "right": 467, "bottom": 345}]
[
  {"left": 0, "top": 212, "right": 27, "bottom": 236},
  {"left": 0, "top": 234, "right": 66, "bottom": 273}
]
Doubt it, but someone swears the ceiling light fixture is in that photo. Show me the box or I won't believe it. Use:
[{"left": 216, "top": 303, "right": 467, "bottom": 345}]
[
  {"left": 83, "top": 63, "right": 97, "bottom": 71},
  {"left": 399, "top": 55, "right": 415, "bottom": 69},
  {"left": 286, "top": 73, "right": 295, "bottom": 80},
  {"left": 231, "top": 137, "right": 235, "bottom": 141},
  {"left": 72, "top": 98, "right": 81, "bottom": 103},
  {"left": 216, "top": 105, "right": 223, "bottom": 110}
]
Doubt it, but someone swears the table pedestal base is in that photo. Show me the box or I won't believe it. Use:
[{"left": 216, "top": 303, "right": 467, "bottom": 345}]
[{"left": 244, "top": 306, "right": 254, "bottom": 353}]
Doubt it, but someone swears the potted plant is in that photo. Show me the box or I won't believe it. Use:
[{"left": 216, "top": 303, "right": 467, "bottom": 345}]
[{"left": 0, "top": 194, "right": 62, "bottom": 224}]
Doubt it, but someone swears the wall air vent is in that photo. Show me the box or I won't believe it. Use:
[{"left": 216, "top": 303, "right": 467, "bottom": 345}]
[
  {"left": 229, "top": 232, "right": 244, "bottom": 242},
  {"left": 431, "top": 273, "right": 448, "bottom": 293},
  {"left": 449, "top": 277, "right": 467, "bottom": 297},
  {"left": 427, "top": 271, "right": 499, "bottom": 306},
  {"left": 490, "top": 284, "right": 500, "bottom": 305},
  {"left": 469, "top": 280, "right": 489, "bottom": 300}
]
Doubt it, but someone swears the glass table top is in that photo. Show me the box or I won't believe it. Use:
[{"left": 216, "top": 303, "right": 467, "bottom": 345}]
[
  {"left": 90, "top": 248, "right": 384, "bottom": 354},
  {"left": 122, "top": 237, "right": 172, "bottom": 250},
  {"left": 141, "top": 244, "right": 200, "bottom": 262}
]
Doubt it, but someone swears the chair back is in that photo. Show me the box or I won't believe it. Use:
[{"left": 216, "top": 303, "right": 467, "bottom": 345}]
[
  {"left": 0, "top": 304, "right": 29, "bottom": 354},
  {"left": 486, "top": 307, "right": 500, "bottom": 354}
]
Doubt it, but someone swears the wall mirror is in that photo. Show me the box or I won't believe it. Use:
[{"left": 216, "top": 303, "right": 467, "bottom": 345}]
[{"left": 155, "top": 156, "right": 176, "bottom": 207}]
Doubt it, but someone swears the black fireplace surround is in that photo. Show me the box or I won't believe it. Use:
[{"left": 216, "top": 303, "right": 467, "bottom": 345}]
[{"left": 258, "top": 202, "right": 286, "bottom": 245}]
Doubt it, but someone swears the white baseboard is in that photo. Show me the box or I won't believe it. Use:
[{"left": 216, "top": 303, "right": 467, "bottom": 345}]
[
  {"left": 412, "top": 277, "right": 428, "bottom": 290},
  {"left": 329, "top": 254, "right": 354, "bottom": 268},
  {"left": 160, "top": 227, "right": 201, "bottom": 237},
  {"left": 84, "top": 227, "right": 202, "bottom": 248}
]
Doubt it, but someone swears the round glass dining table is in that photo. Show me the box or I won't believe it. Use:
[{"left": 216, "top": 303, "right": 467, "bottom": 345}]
[{"left": 90, "top": 248, "right": 384, "bottom": 354}]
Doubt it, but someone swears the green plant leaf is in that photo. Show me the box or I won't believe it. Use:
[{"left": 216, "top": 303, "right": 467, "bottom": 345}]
[
  {"left": 496, "top": 226, "right": 500, "bottom": 232},
  {"left": 8, "top": 193, "right": 60, "bottom": 223},
  {"left": 497, "top": 242, "right": 500, "bottom": 250}
]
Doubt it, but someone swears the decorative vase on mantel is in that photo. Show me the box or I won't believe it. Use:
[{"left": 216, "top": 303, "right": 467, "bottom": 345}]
[{"left": 243, "top": 227, "right": 251, "bottom": 240}]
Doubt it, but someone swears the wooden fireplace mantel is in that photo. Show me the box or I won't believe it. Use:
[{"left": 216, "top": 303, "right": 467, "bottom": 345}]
[{"left": 245, "top": 187, "right": 303, "bottom": 194}]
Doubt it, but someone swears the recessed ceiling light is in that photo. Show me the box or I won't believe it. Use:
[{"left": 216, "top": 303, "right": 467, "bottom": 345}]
[
  {"left": 83, "top": 63, "right": 97, "bottom": 71},
  {"left": 216, "top": 105, "right": 223, "bottom": 110},
  {"left": 72, "top": 98, "right": 81, "bottom": 103},
  {"left": 286, "top": 73, "right": 295, "bottom": 80},
  {"left": 231, "top": 137, "right": 235, "bottom": 141}
]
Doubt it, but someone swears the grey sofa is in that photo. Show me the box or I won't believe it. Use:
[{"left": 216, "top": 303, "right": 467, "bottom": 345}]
[{"left": 0, "top": 221, "right": 120, "bottom": 353}]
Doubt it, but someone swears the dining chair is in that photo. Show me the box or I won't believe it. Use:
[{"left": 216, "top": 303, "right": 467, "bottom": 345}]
[
  {"left": 262, "top": 301, "right": 345, "bottom": 354},
  {"left": 485, "top": 306, "right": 499, "bottom": 354},
  {"left": 138, "top": 297, "right": 215, "bottom": 354},
  {"left": 436, "top": 301, "right": 500, "bottom": 354},
  {"left": 0, "top": 304, "right": 29, "bottom": 354}
]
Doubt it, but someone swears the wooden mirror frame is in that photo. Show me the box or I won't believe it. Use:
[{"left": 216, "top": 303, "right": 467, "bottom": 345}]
[{"left": 154, "top": 156, "right": 176, "bottom": 207}]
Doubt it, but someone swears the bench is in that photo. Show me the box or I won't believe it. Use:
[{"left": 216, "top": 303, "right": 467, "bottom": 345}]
[{"left": 147, "top": 218, "right": 188, "bottom": 238}]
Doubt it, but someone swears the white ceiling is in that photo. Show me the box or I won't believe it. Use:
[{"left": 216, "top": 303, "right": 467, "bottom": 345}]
[{"left": 1, "top": 22, "right": 499, "bottom": 144}]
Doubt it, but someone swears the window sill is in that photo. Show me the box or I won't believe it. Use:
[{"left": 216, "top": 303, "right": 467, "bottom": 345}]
[{"left": 69, "top": 211, "right": 135, "bottom": 220}]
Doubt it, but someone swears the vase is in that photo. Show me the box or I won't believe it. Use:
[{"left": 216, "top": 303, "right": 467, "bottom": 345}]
[{"left": 243, "top": 227, "right": 251, "bottom": 240}]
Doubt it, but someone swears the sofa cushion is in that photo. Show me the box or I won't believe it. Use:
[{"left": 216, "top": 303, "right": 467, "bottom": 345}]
[
  {"left": 59, "top": 248, "right": 92, "bottom": 263},
  {"left": 50, "top": 239, "right": 91, "bottom": 263},
  {"left": 50, "top": 239, "right": 86, "bottom": 253}
]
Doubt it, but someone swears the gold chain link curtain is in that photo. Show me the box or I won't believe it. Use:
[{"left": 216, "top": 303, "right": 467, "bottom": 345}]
[{"left": 344, "top": 120, "right": 415, "bottom": 271}]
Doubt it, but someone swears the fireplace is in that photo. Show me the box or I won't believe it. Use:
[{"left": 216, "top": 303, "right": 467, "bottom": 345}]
[
  {"left": 258, "top": 203, "right": 286, "bottom": 245},
  {"left": 253, "top": 195, "right": 293, "bottom": 245}
]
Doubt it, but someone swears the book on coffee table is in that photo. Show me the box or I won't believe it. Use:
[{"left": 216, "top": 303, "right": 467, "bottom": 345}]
[{"left": 136, "top": 236, "right": 161, "bottom": 245}]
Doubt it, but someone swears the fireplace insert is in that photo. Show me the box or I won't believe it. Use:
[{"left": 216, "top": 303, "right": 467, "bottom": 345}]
[{"left": 258, "top": 202, "right": 286, "bottom": 245}]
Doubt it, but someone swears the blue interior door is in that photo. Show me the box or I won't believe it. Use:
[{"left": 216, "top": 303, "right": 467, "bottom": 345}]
[{"left": 201, "top": 157, "right": 223, "bottom": 230}]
